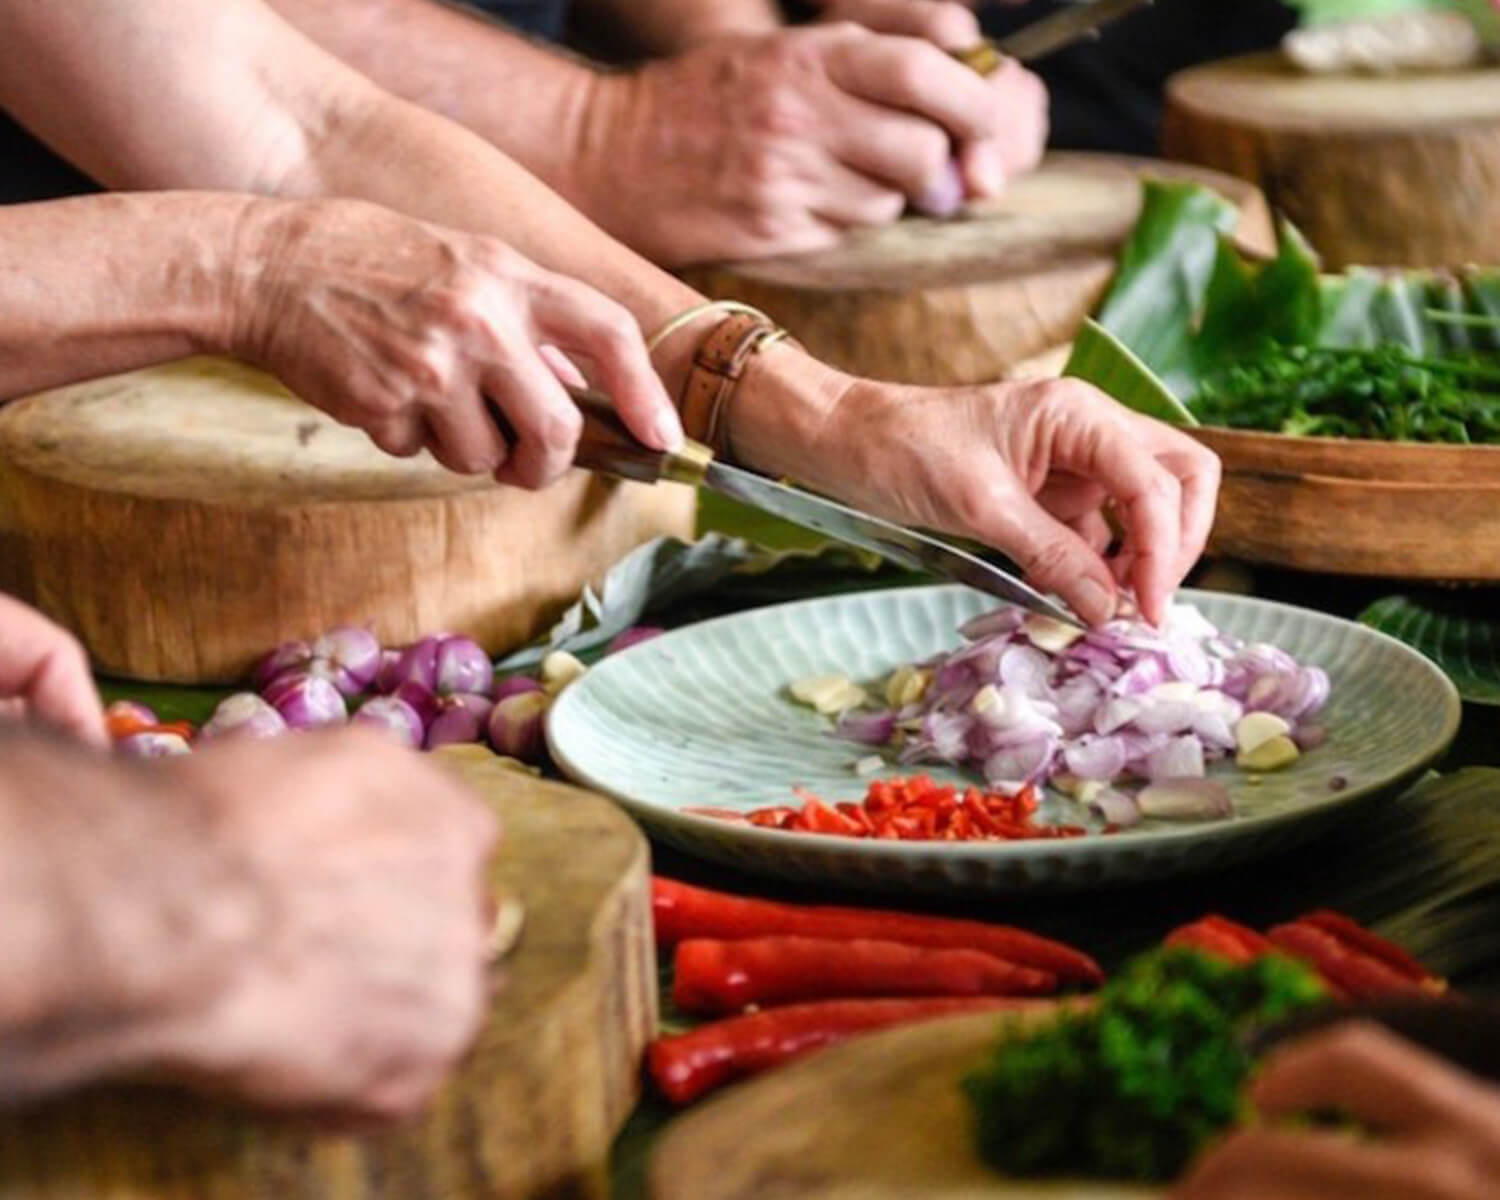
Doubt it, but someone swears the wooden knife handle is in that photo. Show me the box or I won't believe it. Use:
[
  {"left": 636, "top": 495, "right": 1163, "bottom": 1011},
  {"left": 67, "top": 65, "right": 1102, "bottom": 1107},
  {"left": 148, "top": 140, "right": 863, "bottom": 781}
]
[{"left": 570, "top": 389, "right": 712, "bottom": 487}]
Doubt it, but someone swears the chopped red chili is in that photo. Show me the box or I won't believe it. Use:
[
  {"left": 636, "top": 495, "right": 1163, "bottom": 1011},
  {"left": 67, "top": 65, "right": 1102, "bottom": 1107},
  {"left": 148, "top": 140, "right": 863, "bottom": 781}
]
[{"left": 689, "top": 775, "right": 1087, "bottom": 843}]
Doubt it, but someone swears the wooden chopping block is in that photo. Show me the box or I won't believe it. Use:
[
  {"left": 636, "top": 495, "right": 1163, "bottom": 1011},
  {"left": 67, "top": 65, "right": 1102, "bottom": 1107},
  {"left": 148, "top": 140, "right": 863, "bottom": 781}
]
[
  {"left": 0, "top": 747, "right": 656, "bottom": 1200},
  {"left": 682, "top": 152, "right": 1273, "bottom": 387},
  {"left": 1164, "top": 53, "right": 1500, "bottom": 268},
  {"left": 650, "top": 1010, "right": 1156, "bottom": 1200},
  {"left": 0, "top": 357, "right": 696, "bottom": 683}
]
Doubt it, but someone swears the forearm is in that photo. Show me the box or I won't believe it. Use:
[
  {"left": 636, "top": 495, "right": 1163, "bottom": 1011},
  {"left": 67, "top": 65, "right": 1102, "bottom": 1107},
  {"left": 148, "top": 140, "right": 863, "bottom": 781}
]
[
  {"left": 0, "top": 0, "right": 852, "bottom": 474},
  {"left": 575, "top": 0, "right": 782, "bottom": 52},
  {"left": 0, "top": 733, "right": 255, "bottom": 1104},
  {"left": 293, "top": 88, "right": 854, "bottom": 454},
  {"left": 262, "top": 0, "right": 612, "bottom": 210},
  {"left": 0, "top": 193, "right": 249, "bottom": 400}
]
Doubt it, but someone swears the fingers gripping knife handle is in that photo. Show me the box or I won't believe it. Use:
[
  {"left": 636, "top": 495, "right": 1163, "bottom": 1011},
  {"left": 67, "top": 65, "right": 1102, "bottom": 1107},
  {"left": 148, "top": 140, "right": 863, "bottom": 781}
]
[{"left": 569, "top": 388, "right": 712, "bottom": 487}]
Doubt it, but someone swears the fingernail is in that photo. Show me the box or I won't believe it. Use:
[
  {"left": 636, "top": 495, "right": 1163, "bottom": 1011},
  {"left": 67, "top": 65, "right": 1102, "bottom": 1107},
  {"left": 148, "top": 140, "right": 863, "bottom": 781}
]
[
  {"left": 1075, "top": 578, "right": 1115, "bottom": 625},
  {"left": 653, "top": 411, "right": 685, "bottom": 451},
  {"left": 914, "top": 160, "right": 964, "bottom": 219},
  {"left": 970, "top": 145, "right": 1006, "bottom": 198}
]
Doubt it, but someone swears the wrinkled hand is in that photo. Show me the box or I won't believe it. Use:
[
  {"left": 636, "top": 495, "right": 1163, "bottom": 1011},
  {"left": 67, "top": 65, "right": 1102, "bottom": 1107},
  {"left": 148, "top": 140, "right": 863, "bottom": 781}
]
[
  {"left": 591, "top": 22, "right": 1047, "bottom": 266},
  {"left": 159, "top": 732, "right": 498, "bottom": 1124},
  {"left": 813, "top": 376, "right": 1219, "bottom": 625},
  {"left": 230, "top": 197, "right": 681, "bottom": 488},
  {"left": 0, "top": 593, "right": 104, "bottom": 746},
  {"left": 1174, "top": 1023, "right": 1500, "bottom": 1200},
  {"left": 812, "top": 0, "right": 1047, "bottom": 207}
]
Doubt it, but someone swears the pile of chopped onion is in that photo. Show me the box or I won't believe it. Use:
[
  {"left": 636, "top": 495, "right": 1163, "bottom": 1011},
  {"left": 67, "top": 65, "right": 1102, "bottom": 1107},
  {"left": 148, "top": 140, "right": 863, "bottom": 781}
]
[{"left": 822, "top": 604, "right": 1330, "bottom": 828}]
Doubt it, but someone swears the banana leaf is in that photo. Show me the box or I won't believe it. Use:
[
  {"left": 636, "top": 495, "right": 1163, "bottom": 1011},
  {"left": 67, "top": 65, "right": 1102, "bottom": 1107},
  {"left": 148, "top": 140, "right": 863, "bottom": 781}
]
[
  {"left": 1063, "top": 320, "right": 1197, "bottom": 425},
  {"left": 1069, "top": 179, "right": 1500, "bottom": 421},
  {"left": 1361, "top": 592, "right": 1500, "bottom": 705}
]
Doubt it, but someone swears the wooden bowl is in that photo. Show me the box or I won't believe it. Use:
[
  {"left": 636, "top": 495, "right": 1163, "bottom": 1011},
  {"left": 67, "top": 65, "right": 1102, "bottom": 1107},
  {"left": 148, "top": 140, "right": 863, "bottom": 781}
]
[
  {"left": 1191, "top": 427, "right": 1500, "bottom": 580},
  {"left": 0, "top": 358, "right": 696, "bottom": 683}
]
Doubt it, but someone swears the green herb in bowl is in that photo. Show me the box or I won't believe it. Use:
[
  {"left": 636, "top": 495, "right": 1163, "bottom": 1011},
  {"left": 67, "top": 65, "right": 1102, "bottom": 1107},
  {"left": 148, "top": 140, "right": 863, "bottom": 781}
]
[{"left": 962, "top": 947, "right": 1329, "bottom": 1182}]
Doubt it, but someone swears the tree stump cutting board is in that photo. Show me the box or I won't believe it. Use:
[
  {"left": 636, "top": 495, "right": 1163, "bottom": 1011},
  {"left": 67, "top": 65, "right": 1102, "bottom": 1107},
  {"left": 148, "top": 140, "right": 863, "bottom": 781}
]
[
  {"left": 649, "top": 1011, "right": 1157, "bottom": 1200},
  {"left": 1164, "top": 53, "right": 1500, "bottom": 268},
  {"left": 682, "top": 153, "right": 1273, "bottom": 387},
  {"left": 0, "top": 357, "right": 696, "bottom": 684},
  {"left": 0, "top": 747, "right": 655, "bottom": 1200}
]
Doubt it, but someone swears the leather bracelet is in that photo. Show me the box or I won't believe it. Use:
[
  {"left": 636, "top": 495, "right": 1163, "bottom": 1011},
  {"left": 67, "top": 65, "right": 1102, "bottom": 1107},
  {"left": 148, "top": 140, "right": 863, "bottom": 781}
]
[{"left": 678, "top": 313, "right": 794, "bottom": 460}]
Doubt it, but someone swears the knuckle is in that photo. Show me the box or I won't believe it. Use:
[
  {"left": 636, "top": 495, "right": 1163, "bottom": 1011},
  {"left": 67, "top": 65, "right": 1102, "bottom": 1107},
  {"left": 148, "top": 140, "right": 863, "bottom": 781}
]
[
  {"left": 746, "top": 84, "right": 816, "bottom": 141},
  {"left": 540, "top": 404, "right": 583, "bottom": 454},
  {"left": 405, "top": 342, "right": 459, "bottom": 397}
]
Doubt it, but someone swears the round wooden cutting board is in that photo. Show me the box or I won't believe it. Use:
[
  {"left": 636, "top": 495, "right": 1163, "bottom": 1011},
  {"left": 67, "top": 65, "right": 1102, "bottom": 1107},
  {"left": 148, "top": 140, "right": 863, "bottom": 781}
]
[
  {"left": 683, "top": 153, "right": 1273, "bottom": 387},
  {"left": 0, "top": 357, "right": 696, "bottom": 683},
  {"left": 649, "top": 1011, "right": 1159, "bottom": 1200},
  {"left": 0, "top": 747, "right": 656, "bottom": 1200},
  {"left": 1164, "top": 53, "right": 1500, "bottom": 268}
]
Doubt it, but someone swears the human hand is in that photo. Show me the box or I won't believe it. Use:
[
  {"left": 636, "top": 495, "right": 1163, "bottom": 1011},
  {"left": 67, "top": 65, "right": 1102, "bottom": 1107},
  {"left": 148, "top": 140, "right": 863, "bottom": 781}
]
[
  {"left": 776, "top": 374, "right": 1219, "bottom": 626},
  {"left": 0, "top": 593, "right": 104, "bottom": 747},
  {"left": 1174, "top": 1022, "right": 1500, "bottom": 1199},
  {"left": 587, "top": 22, "right": 1046, "bottom": 266},
  {"left": 228, "top": 197, "right": 681, "bottom": 488},
  {"left": 155, "top": 731, "right": 499, "bottom": 1124},
  {"left": 812, "top": 0, "right": 1048, "bottom": 208}
]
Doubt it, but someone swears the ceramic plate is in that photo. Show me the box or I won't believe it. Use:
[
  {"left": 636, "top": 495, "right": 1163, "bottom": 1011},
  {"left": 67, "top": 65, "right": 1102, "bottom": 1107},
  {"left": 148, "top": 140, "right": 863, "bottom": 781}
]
[{"left": 547, "top": 586, "right": 1460, "bottom": 893}]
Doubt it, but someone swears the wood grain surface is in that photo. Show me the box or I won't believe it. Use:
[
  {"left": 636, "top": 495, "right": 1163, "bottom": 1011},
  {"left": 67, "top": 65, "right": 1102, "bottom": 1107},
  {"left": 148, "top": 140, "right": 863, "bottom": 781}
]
[
  {"left": 1164, "top": 53, "right": 1500, "bottom": 268},
  {"left": 0, "top": 357, "right": 696, "bottom": 683},
  {"left": 683, "top": 153, "right": 1273, "bottom": 387},
  {"left": 649, "top": 1011, "right": 1157, "bottom": 1200},
  {"left": 0, "top": 747, "right": 656, "bottom": 1200}
]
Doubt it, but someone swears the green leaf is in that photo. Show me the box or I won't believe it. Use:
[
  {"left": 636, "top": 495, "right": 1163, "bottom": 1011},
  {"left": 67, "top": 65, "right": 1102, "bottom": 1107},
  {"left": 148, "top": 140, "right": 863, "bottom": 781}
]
[
  {"left": 1064, "top": 320, "right": 1197, "bottom": 425},
  {"left": 1094, "top": 181, "right": 1240, "bottom": 398},
  {"left": 497, "top": 531, "right": 894, "bottom": 669},
  {"left": 1194, "top": 221, "right": 1324, "bottom": 370},
  {"left": 1360, "top": 592, "right": 1500, "bottom": 705},
  {"left": 97, "top": 678, "right": 228, "bottom": 724}
]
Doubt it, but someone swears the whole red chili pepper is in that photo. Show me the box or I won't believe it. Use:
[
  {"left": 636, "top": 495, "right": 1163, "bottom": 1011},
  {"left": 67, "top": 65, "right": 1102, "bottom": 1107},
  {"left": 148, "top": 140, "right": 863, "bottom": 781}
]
[
  {"left": 648, "top": 996, "right": 1056, "bottom": 1105},
  {"left": 651, "top": 878, "right": 1103, "bottom": 988},
  {"left": 1267, "top": 922, "right": 1429, "bottom": 1002},
  {"left": 672, "top": 935, "right": 1059, "bottom": 1015},
  {"left": 1294, "top": 910, "right": 1445, "bottom": 992},
  {"left": 1163, "top": 915, "right": 1274, "bottom": 965}
]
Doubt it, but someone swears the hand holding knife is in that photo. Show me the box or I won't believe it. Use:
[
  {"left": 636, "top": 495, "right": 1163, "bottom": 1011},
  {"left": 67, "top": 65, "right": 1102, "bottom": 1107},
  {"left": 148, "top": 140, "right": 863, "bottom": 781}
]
[{"left": 568, "top": 389, "right": 1085, "bottom": 629}]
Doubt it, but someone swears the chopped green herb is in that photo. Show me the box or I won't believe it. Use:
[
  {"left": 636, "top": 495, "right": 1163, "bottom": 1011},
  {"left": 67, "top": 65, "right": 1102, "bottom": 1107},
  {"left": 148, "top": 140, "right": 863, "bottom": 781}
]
[
  {"left": 962, "top": 948, "right": 1328, "bottom": 1182},
  {"left": 1189, "top": 344, "right": 1500, "bottom": 443}
]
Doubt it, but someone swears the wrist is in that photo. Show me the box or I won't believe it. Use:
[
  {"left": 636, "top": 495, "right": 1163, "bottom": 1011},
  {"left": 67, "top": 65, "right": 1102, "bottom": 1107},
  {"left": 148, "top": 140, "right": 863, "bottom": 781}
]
[
  {"left": 569, "top": 67, "right": 656, "bottom": 253},
  {"left": 217, "top": 195, "right": 314, "bottom": 365},
  {"left": 726, "top": 348, "right": 857, "bottom": 485}
]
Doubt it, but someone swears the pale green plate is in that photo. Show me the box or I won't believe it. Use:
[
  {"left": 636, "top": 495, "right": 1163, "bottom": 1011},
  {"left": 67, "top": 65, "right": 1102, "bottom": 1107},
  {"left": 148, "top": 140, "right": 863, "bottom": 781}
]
[{"left": 547, "top": 586, "right": 1461, "bottom": 894}]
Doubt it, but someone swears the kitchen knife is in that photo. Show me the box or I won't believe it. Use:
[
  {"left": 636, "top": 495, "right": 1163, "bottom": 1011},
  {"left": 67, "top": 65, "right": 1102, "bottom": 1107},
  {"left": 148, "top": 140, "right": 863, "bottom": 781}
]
[
  {"left": 952, "top": 0, "right": 1155, "bottom": 74},
  {"left": 569, "top": 389, "right": 1084, "bottom": 628}
]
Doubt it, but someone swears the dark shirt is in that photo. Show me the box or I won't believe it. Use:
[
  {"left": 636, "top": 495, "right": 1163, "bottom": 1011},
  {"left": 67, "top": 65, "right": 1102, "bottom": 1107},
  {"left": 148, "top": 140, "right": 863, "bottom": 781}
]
[{"left": 980, "top": 0, "right": 1294, "bottom": 157}]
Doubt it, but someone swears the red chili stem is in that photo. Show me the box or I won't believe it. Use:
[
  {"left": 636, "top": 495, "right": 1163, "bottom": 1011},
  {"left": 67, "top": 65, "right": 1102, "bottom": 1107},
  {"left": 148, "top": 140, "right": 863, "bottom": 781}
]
[
  {"left": 671, "top": 935, "right": 1058, "bottom": 1015},
  {"left": 652, "top": 878, "right": 1104, "bottom": 987}
]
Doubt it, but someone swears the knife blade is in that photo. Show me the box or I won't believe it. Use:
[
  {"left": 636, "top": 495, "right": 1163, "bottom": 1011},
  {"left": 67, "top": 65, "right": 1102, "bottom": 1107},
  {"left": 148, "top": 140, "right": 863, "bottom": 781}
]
[
  {"left": 702, "top": 460, "right": 1082, "bottom": 626},
  {"left": 952, "top": 0, "right": 1154, "bottom": 73},
  {"left": 564, "top": 388, "right": 1083, "bottom": 628}
]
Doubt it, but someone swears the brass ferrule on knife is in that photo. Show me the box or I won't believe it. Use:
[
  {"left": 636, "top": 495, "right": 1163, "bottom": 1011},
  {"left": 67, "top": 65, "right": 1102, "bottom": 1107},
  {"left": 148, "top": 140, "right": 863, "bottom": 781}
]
[{"left": 570, "top": 387, "right": 712, "bottom": 487}]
